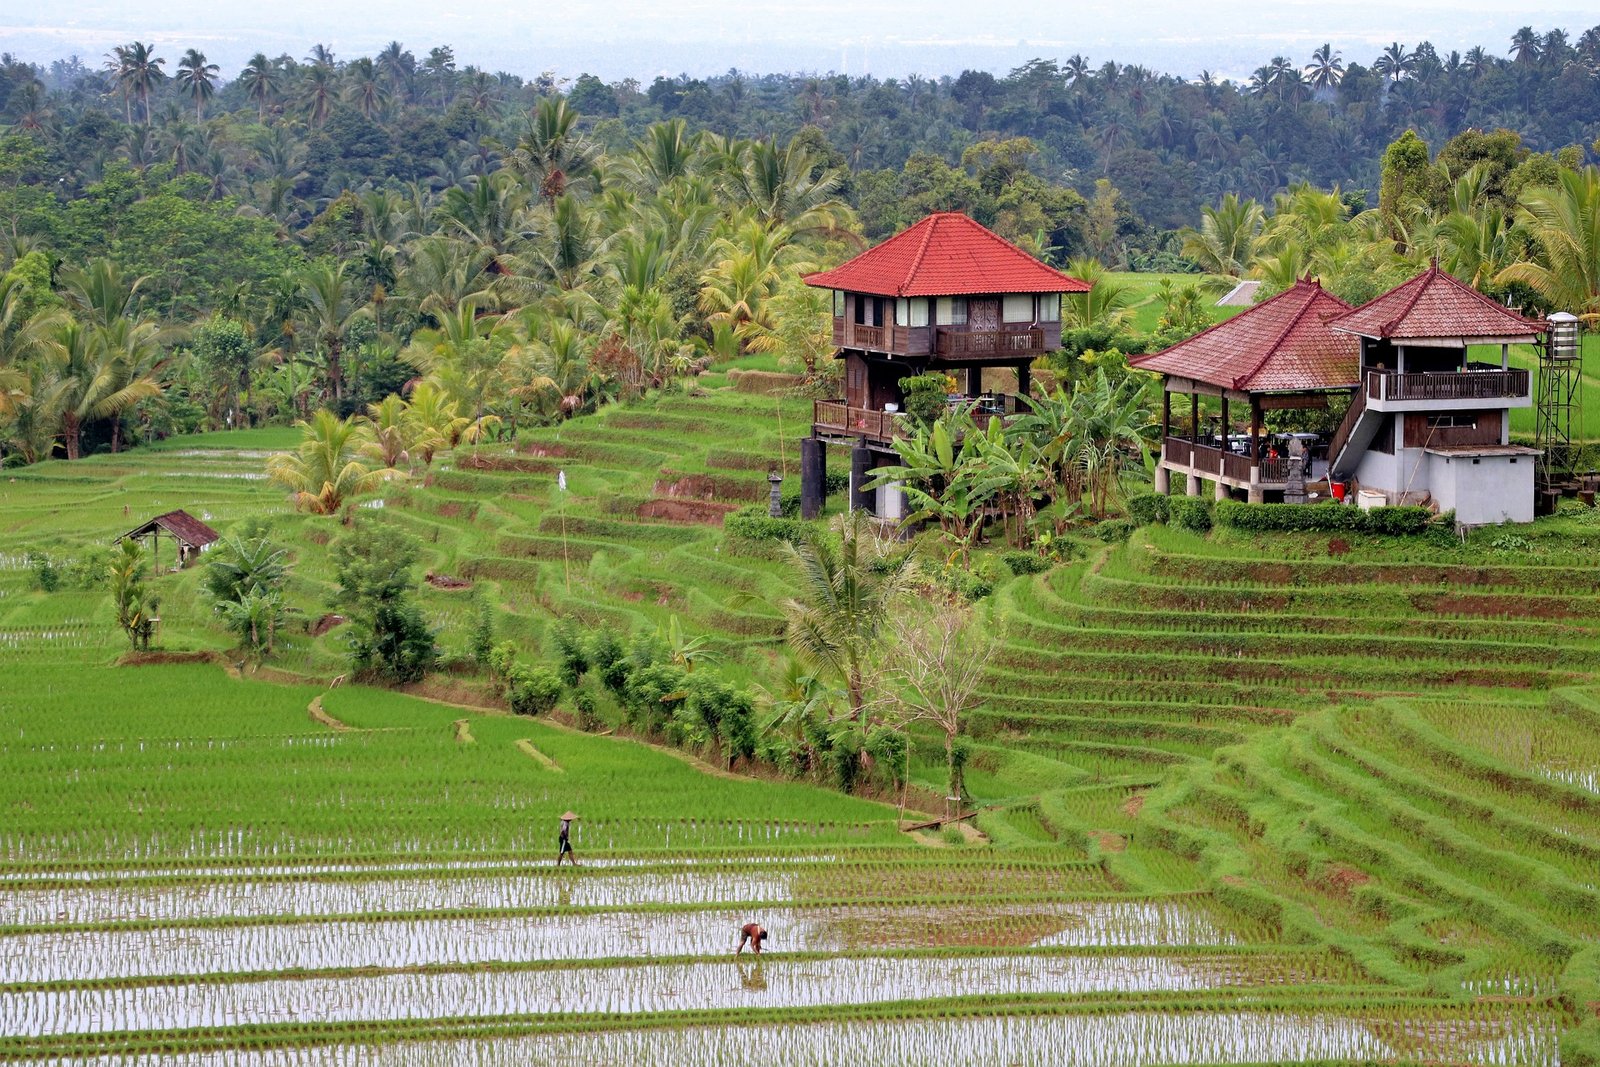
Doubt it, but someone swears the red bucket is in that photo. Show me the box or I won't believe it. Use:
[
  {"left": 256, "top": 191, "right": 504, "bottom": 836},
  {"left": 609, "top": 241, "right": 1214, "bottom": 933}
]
[{"left": 1330, "top": 482, "right": 1347, "bottom": 502}]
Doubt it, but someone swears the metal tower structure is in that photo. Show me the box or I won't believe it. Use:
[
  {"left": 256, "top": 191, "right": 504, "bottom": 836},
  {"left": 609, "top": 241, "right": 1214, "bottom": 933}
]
[{"left": 1535, "top": 311, "right": 1583, "bottom": 497}]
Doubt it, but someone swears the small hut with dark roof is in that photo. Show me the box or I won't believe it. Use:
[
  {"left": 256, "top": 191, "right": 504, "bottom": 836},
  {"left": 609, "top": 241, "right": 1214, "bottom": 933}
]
[{"left": 115, "top": 509, "right": 221, "bottom": 569}]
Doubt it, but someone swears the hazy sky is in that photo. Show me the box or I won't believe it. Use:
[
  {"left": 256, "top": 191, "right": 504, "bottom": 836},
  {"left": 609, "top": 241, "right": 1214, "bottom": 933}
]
[{"left": 7, "top": 0, "right": 1598, "bottom": 83}]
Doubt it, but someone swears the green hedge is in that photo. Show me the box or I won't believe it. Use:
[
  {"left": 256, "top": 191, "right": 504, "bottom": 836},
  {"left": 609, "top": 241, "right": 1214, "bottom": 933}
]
[
  {"left": 1168, "top": 497, "right": 1213, "bottom": 532},
  {"left": 1126, "top": 492, "right": 1169, "bottom": 525},
  {"left": 1214, "top": 500, "right": 1433, "bottom": 535},
  {"left": 724, "top": 506, "right": 809, "bottom": 543}
]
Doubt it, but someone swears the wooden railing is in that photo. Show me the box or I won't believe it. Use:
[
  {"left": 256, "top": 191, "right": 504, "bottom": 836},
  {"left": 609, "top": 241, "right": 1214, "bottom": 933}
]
[
  {"left": 849, "top": 324, "right": 886, "bottom": 350},
  {"left": 936, "top": 328, "right": 1046, "bottom": 358},
  {"left": 1375, "top": 368, "right": 1529, "bottom": 402},
  {"left": 1163, "top": 437, "right": 1300, "bottom": 486},
  {"left": 814, "top": 400, "right": 902, "bottom": 442},
  {"left": 1258, "top": 457, "right": 1289, "bottom": 482}
]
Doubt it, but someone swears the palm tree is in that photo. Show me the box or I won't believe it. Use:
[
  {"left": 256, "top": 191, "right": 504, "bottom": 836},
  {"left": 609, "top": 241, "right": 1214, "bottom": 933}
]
[
  {"left": 300, "top": 64, "right": 336, "bottom": 128},
  {"left": 1061, "top": 257, "right": 1135, "bottom": 328},
  {"left": 297, "top": 262, "right": 365, "bottom": 402},
  {"left": 108, "top": 42, "right": 166, "bottom": 125},
  {"left": 1509, "top": 26, "right": 1542, "bottom": 64},
  {"left": 401, "top": 380, "right": 469, "bottom": 465},
  {"left": 174, "top": 49, "right": 219, "bottom": 120},
  {"left": 779, "top": 509, "right": 915, "bottom": 722},
  {"left": 377, "top": 41, "right": 415, "bottom": 99},
  {"left": 266, "top": 409, "right": 392, "bottom": 514},
  {"left": 29, "top": 313, "right": 163, "bottom": 460},
  {"left": 1374, "top": 42, "right": 1414, "bottom": 83},
  {"left": 344, "top": 57, "right": 388, "bottom": 119},
  {"left": 1305, "top": 44, "right": 1344, "bottom": 91},
  {"left": 364, "top": 394, "right": 413, "bottom": 470},
  {"left": 1181, "top": 193, "right": 1267, "bottom": 277},
  {"left": 239, "top": 53, "right": 279, "bottom": 122},
  {"left": 1497, "top": 167, "right": 1600, "bottom": 320},
  {"left": 698, "top": 220, "right": 798, "bottom": 355},
  {"left": 508, "top": 97, "right": 601, "bottom": 204}
]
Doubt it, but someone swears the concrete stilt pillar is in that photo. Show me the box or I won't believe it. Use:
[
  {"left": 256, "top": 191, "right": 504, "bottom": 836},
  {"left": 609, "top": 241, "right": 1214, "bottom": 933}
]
[
  {"left": 1247, "top": 487, "right": 1265, "bottom": 504},
  {"left": 1186, "top": 473, "right": 1201, "bottom": 497},
  {"left": 850, "top": 444, "right": 874, "bottom": 514},
  {"left": 800, "top": 437, "right": 825, "bottom": 520},
  {"left": 1214, "top": 479, "right": 1229, "bottom": 502},
  {"left": 1153, "top": 465, "right": 1170, "bottom": 494}
]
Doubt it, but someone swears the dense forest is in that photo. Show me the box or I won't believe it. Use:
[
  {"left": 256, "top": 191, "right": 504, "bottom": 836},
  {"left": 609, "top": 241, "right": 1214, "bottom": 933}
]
[{"left": 0, "top": 29, "right": 1598, "bottom": 461}]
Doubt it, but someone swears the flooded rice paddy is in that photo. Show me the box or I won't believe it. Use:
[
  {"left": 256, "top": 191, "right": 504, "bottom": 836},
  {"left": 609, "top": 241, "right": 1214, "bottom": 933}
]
[
  {"left": 0, "top": 952, "right": 1349, "bottom": 1036},
  {"left": 9, "top": 1009, "right": 1558, "bottom": 1066},
  {"left": 0, "top": 900, "right": 1245, "bottom": 983}
]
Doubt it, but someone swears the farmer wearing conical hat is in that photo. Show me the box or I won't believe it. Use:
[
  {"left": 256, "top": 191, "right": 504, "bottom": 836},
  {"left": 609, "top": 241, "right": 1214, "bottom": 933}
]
[{"left": 556, "top": 811, "right": 580, "bottom": 867}]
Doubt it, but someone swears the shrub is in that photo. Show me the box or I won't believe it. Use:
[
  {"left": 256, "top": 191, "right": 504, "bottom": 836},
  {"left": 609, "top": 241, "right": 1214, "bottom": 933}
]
[
  {"left": 587, "top": 627, "right": 628, "bottom": 693},
  {"left": 866, "top": 725, "right": 908, "bottom": 788},
  {"left": 1000, "top": 551, "right": 1050, "bottom": 576},
  {"left": 27, "top": 551, "right": 59, "bottom": 593},
  {"left": 1168, "top": 496, "right": 1213, "bottom": 532},
  {"left": 1213, "top": 500, "right": 1432, "bottom": 535},
  {"left": 928, "top": 562, "right": 994, "bottom": 601},
  {"left": 467, "top": 595, "right": 495, "bottom": 670},
  {"left": 900, "top": 372, "right": 953, "bottom": 426},
  {"left": 507, "top": 664, "right": 563, "bottom": 716},
  {"left": 551, "top": 616, "right": 589, "bottom": 686},
  {"left": 572, "top": 686, "right": 602, "bottom": 731},
  {"left": 622, "top": 661, "right": 689, "bottom": 733},
  {"left": 828, "top": 727, "right": 865, "bottom": 793},
  {"left": 487, "top": 641, "right": 519, "bottom": 691},
  {"left": 1093, "top": 518, "right": 1138, "bottom": 543},
  {"left": 725, "top": 505, "right": 808, "bottom": 543},
  {"left": 1126, "top": 492, "right": 1170, "bottom": 526}
]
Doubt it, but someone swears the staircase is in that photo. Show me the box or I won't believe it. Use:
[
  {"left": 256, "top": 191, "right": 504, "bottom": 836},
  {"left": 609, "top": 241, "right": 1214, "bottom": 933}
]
[{"left": 1326, "top": 376, "right": 1381, "bottom": 481}]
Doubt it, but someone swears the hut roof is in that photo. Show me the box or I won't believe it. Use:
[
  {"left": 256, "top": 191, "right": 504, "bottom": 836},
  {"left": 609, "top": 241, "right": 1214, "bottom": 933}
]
[
  {"left": 802, "top": 212, "right": 1090, "bottom": 298},
  {"left": 1329, "top": 262, "right": 1545, "bottom": 342},
  {"left": 1130, "top": 278, "right": 1360, "bottom": 393},
  {"left": 116, "top": 509, "right": 221, "bottom": 549}
]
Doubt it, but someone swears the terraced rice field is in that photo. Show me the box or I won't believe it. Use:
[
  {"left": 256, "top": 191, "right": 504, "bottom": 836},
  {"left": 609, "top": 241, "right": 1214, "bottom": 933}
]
[{"left": 2, "top": 372, "right": 1598, "bottom": 1061}]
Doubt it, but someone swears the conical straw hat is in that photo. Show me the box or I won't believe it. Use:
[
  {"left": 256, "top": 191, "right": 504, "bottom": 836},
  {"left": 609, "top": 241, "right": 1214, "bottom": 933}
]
[{"left": 560, "top": 811, "right": 579, "bottom": 821}]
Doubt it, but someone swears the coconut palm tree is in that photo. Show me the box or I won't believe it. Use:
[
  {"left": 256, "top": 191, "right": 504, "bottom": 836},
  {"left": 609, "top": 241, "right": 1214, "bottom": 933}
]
[
  {"left": 507, "top": 97, "right": 601, "bottom": 204},
  {"left": 174, "top": 49, "right": 219, "bottom": 120},
  {"left": 108, "top": 42, "right": 166, "bottom": 125},
  {"left": 265, "top": 409, "right": 391, "bottom": 514},
  {"left": 364, "top": 394, "right": 413, "bottom": 470},
  {"left": 297, "top": 262, "right": 365, "bottom": 403},
  {"left": 300, "top": 64, "right": 337, "bottom": 128},
  {"left": 1509, "top": 26, "right": 1542, "bottom": 64},
  {"left": 1497, "top": 166, "right": 1600, "bottom": 320},
  {"left": 1061, "top": 257, "right": 1136, "bottom": 328},
  {"left": 400, "top": 380, "right": 469, "bottom": 465},
  {"left": 1374, "top": 42, "right": 1414, "bottom": 83},
  {"left": 1305, "top": 44, "right": 1344, "bottom": 91},
  {"left": 1181, "top": 193, "right": 1267, "bottom": 277},
  {"left": 239, "top": 53, "right": 279, "bottom": 122},
  {"left": 343, "top": 57, "right": 388, "bottom": 119},
  {"left": 779, "top": 508, "right": 915, "bottom": 723},
  {"left": 29, "top": 313, "right": 162, "bottom": 460}
]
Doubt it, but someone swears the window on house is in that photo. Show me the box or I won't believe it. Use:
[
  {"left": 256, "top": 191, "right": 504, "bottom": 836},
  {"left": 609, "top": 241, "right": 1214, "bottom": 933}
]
[
  {"left": 1039, "top": 295, "right": 1061, "bottom": 323},
  {"left": 934, "top": 297, "right": 968, "bottom": 326},
  {"left": 895, "top": 299, "right": 909, "bottom": 327},
  {"left": 1426, "top": 413, "right": 1478, "bottom": 429},
  {"left": 832, "top": 290, "right": 845, "bottom": 316},
  {"left": 1002, "top": 294, "right": 1033, "bottom": 323},
  {"left": 909, "top": 299, "right": 930, "bottom": 327}
]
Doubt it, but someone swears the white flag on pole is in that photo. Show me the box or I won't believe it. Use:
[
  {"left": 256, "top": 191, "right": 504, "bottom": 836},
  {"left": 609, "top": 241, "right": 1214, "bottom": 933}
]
[{"left": 558, "top": 470, "right": 567, "bottom": 492}]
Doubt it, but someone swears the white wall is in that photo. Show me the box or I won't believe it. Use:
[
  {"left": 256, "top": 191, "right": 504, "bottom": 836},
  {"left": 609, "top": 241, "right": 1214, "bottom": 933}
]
[{"left": 1429, "top": 453, "right": 1534, "bottom": 525}]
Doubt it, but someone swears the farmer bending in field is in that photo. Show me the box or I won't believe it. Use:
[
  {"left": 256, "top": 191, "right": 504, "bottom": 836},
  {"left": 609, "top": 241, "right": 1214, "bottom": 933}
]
[
  {"left": 736, "top": 921, "right": 769, "bottom": 955},
  {"left": 556, "top": 811, "right": 579, "bottom": 867}
]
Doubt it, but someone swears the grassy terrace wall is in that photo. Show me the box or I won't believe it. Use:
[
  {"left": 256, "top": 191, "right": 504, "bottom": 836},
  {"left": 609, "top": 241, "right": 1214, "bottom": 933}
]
[{"left": 0, "top": 365, "right": 1595, "bottom": 1063}]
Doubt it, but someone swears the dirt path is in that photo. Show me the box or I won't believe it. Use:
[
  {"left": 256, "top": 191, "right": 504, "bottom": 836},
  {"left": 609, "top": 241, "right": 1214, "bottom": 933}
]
[
  {"left": 307, "top": 696, "right": 352, "bottom": 732},
  {"left": 514, "top": 738, "right": 562, "bottom": 770}
]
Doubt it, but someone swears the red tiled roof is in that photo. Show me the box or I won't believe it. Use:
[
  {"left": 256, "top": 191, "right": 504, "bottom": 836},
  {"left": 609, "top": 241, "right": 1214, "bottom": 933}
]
[
  {"left": 802, "top": 212, "right": 1090, "bottom": 297},
  {"left": 1129, "top": 279, "right": 1360, "bottom": 393},
  {"left": 1329, "top": 262, "right": 1545, "bottom": 341}
]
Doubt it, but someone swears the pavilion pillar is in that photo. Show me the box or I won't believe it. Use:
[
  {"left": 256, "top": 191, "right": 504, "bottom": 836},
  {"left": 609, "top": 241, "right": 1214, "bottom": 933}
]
[
  {"left": 970, "top": 366, "right": 982, "bottom": 395},
  {"left": 1018, "top": 363, "right": 1031, "bottom": 399},
  {"left": 1219, "top": 394, "right": 1230, "bottom": 451},
  {"left": 800, "top": 437, "right": 826, "bottom": 520},
  {"left": 1185, "top": 472, "right": 1201, "bottom": 497},
  {"left": 1161, "top": 389, "right": 1171, "bottom": 440},
  {"left": 849, "top": 444, "right": 874, "bottom": 514},
  {"left": 1154, "top": 466, "right": 1170, "bottom": 494},
  {"left": 1247, "top": 486, "right": 1265, "bottom": 504},
  {"left": 1190, "top": 393, "right": 1199, "bottom": 444}
]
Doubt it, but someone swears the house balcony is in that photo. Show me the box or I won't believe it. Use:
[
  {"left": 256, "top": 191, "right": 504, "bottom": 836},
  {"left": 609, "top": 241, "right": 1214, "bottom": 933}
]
[
  {"left": 1364, "top": 365, "right": 1531, "bottom": 413},
  {"left": 831, "top": 318, "right": 1059, "bottom": 361},
  {"left": 814, "top": 396, "right": 1023, "bottom": 446},
  {"left": 1161, "top": 437, "right": 1304, "bottom": 492}
]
